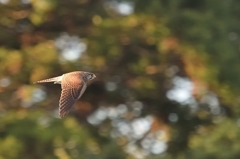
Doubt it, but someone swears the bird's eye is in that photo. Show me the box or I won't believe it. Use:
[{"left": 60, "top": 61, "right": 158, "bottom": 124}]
[
  {"left": 87, "top": 74, "right": 93, "bottom": 80},
  {"left": 86, "top": 73, "right": 95, "bottom": 80}
]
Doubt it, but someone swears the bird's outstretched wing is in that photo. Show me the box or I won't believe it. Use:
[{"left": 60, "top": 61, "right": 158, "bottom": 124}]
[{"left": 59, "top": 84, "right": 87, "bottom": 118}]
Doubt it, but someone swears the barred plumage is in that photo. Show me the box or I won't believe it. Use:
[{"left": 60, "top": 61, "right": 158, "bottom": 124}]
[{"left": 34, "top": 71, "right": 96, "bottom": 118}]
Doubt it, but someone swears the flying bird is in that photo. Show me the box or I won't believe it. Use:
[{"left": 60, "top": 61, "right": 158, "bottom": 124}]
[{"left": 34, "top": 71, "right": 96, "bottom": 118}]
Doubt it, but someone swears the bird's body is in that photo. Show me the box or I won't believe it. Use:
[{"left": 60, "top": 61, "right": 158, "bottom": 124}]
[{"left": 35, "top": 71, "right": 96, "bottom": 118}]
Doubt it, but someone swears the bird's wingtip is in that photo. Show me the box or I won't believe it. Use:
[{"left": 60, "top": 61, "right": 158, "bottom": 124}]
[{"left": 59, "top": 113, "right": 64, "bottom": 119}]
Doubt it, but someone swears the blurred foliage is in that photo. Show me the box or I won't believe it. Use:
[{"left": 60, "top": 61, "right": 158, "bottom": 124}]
[
  {"left": 0, "top": 0, "right": 240, "bottom": 158},
  {"left": 0, "top": 111, "right": 126, "bottom": 159}
]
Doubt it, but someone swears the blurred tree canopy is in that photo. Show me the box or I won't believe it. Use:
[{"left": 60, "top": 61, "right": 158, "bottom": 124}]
[{"left": 1, "top": 0, "right": 240, "bottom": 159}]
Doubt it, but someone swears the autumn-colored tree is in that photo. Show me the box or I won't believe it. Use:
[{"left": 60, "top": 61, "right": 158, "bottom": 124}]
[{"left": 1, "top": 0, "right": 240, "bottom": 159}]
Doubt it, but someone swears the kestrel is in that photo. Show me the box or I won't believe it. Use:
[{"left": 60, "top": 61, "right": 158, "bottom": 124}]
[{"left": 34, "top": 71, "right": 96, "bottom": 118}]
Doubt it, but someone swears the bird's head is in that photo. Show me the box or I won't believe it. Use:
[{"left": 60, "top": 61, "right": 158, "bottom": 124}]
[{"left": 84, "top": 72, "right": 96, "bottom": 81}]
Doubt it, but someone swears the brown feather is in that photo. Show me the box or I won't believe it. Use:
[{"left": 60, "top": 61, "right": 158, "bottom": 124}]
[
  {"left": 58, "top": 72, "right": 87, "bottom": 118},
  {"left": 34, "top": 71, "right": 96, "bottom": 118}
]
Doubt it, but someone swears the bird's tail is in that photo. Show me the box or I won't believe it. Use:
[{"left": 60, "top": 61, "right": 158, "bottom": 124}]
[{"left": 34, "top": 76, "right": 61, "bottom": 84}]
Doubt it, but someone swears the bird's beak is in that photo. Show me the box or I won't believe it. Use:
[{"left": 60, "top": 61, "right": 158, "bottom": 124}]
[{"left": 93, "top": 74, "right": 96, "bottom": 79}]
